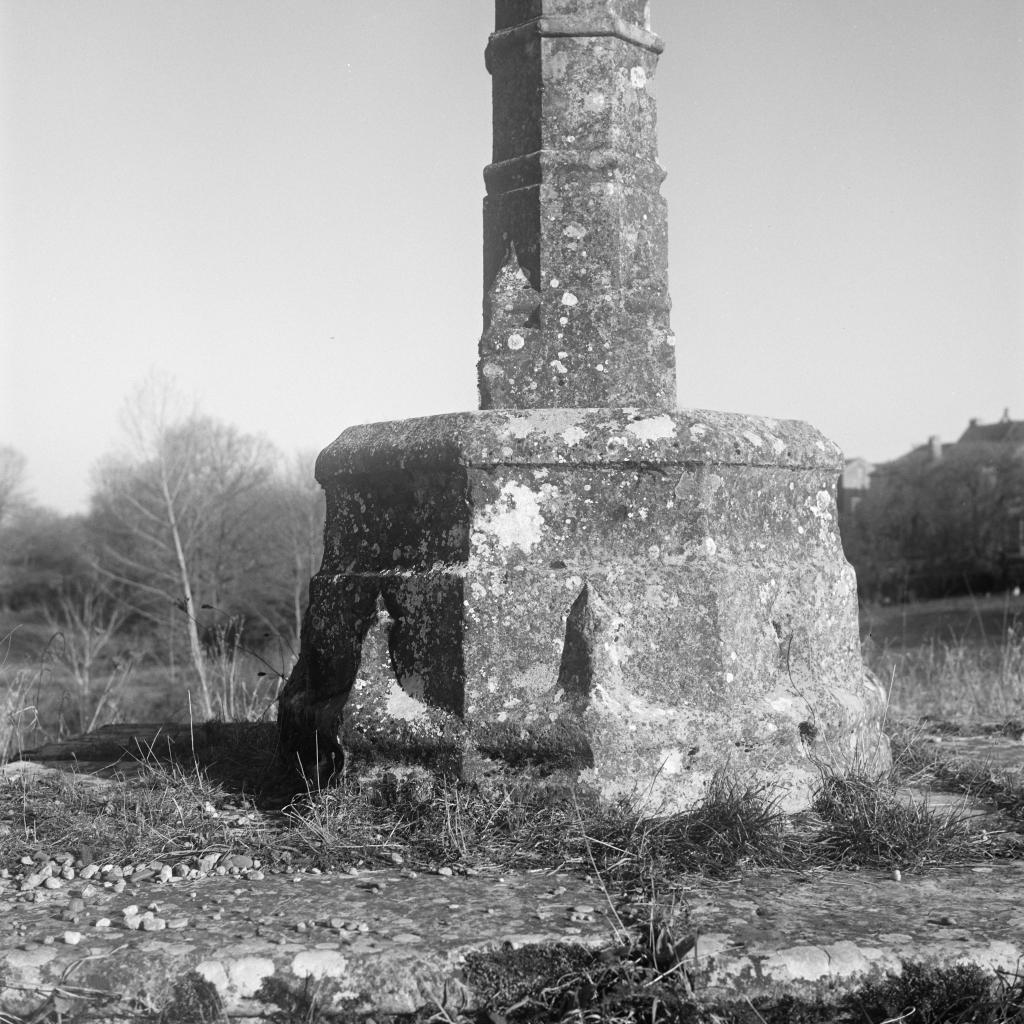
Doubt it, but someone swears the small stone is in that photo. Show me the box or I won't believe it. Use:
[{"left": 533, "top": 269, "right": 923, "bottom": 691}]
[
  {"left": 167, "top": 917, "right": 189, "bottom": 930},
  {"left": 198, "top": 853, "right": 220, "bottom": 874},
  {"left": 132, "top": 869, "right": 155, "bottom": 882},
  {"left": 329, "top": 917, "right": 346, "bottom": 929},
  {"left": 80, "top": 884, "right": 98, "bottom": 899},
  {"left": 247, "top": 870, "right": 265, "bottom": 881},
  {"left": 94, "top": 918, "right": 112, "bottom": 929},
  {"left": 215, "top": 866, "right": 227, "bottom": 876},
  {"left": 112, "top": 880, "right": 126, "bottom": 893},
  {"left": 571, "top": 905, "right": 595, "bottom": 915},
  {"left": 158, "top": 865, "right": 173, "bottom": 884},
  {"left": 295, "top": 922, "right": 307, "bottom": 932},
  {"left": 43, "top": 877, "right": 62, "bottom": 890},
  {"left": 19, "top": 874, "right": 44, "bottom": 892},
  {"left": 19, "top": 856, "right": 33, "bottom": 866},
  {"left": 122, "top": 905, "right": 140, "bottom": 918},
  {"left": 124, "top": 914, "right": 144, "bottom": 931},
  {"left": 172, "top": 863, "right": 189, "bottom": 878},
  {"left": 141, "top": 917, "right": 166, "bottom": 931},
  {"left": 891, "top": 869, "right": 902, "bottom": 882},
  {"left": 437, "top": 866, "right": 453, "bottom": 877},
  {"left": 389, "top": 852, "right": 404, "bottom": 865},
  {"left": 60, "top": 867, "right": 75, "bottom": 881},
  {"left": 80, "top": 865, "right": 99, "bottom": 880}
]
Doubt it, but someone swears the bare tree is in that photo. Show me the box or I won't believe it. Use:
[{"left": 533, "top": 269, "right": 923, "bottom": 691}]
[
  {"left": 0, "top": 446, "right": 28, "bottom": 526},
  {"left": 44, "top": 583, "right": 130, "bottom": 732},
  {"left": 91, "top": 377, "right": 277, "bottom": 718},
  {"left": 274, "top": 450, "right": 325, "bottom": 649}
]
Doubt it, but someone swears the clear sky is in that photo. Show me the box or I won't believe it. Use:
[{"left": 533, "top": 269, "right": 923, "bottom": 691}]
[{"left": 2, "top": 1, "right": 1021, "bottom": 513}]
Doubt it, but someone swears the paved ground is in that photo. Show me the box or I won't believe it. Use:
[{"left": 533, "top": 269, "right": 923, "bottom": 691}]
[{"left": 2, "top": 726, "right": 1023, "bottom": 1021}]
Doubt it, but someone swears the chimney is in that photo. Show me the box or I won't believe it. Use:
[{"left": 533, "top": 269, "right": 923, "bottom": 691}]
[{"left": 929, "top": 435, "right": 942, "bottom": 462}]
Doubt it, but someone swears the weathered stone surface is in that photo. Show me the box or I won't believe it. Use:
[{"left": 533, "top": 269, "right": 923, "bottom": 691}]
[
  {"left": 480, "top": 0, "right": 674, "bottom": 409},
  {"left": 278, "top": 408, "right": 888, "bottom": 811},
  {"left": 279, "top": 0, "right": 891, "bottom": 808}
]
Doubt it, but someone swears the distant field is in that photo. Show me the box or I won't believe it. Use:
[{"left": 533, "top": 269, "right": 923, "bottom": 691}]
[
  {"left": 859, "top": 592, "right": 1024, "bottom": 721},
  {"left": 860, "top": 592, "right": 1024, "bottom": 648},
  {"left": 1, "top": 609, "right": 283, "bottom": 759}
]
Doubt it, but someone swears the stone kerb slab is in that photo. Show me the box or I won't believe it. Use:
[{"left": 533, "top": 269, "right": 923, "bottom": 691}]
[{"left": 279, "top": 407, "right": 888, "bottom": 813}]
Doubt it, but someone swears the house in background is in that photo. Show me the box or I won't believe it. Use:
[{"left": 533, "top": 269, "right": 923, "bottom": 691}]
[
  {"left": 839, "top": 409, "right": 1024, "bottom": 594},
  {"left": 837, "top": 457, "right": 874, "bottom": 516}
]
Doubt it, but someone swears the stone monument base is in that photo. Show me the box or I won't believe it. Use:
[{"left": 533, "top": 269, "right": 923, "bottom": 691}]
[{"left": 279, "top": 408, "right": 889, "bottom": 813}]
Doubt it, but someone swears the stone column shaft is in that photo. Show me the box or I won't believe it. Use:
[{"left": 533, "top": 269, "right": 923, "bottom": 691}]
[{"left": 479, "top": 0, "right": 675, "bottom": 410}]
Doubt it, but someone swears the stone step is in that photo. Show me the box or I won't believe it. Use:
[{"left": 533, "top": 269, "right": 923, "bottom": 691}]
[{"left": 1, "top": 856, "right": 1022, "bottom": 1019}]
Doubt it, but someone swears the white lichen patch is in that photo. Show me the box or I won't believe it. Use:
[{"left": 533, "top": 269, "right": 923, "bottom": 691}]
[
  {"left": 196, "top": 956, "right": 276, "bottom": 999},
  {"left": 476, "top": 481, "right": 548, "bottom": 552},
  {"left": 742, "top": 431, "right": 764, "bottom": 448},
  {"left": 503, "top": 417, "right": 536, "bottom": 440},
  {"left": 559, "top": 423, "right": 583, "bottom": 445},
  {"left": 688, "top": 423, "right": 709, "bottom": 440},
  {"left": 626, "top": 414, "right": 675, "bottom": 442},
  {"left": 291, "top": 949, "right": 353, "bottom": 982},
  {"left": 561, "top": 291, "right": 579, "bottom": 307},
  {"left": 386, "top": 681, "right": 427, "bottom": 721},
  {"left": 550, "top": 359, "right": 568, "bottom": 374},
  {"left": 507, "top": 333, "right": 525, "bottom": 351}
]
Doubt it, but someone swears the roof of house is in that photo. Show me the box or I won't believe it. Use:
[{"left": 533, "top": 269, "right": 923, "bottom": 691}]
[{"left": 958, "top": 415, "right": 1024, "bottom": 446}]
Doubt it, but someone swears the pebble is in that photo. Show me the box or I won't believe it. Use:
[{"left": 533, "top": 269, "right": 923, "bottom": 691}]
[
  {"left": 141, "top": 917, "right": 166, "bottom": 932},
  {"left": 437, "top": 866, "right": 453, "bottom": 877},
  {"left": 43, "top": 878, "right": 62, "bottom": 890},
  {"left": 167, "top": 917, "right": 189, "bottom": 930},
  {"left": 198, "top": 853, "right": 220, "bottom": 875},
  {"left": 94, "top": 918, "right": 112, "bottom": 929},
  {"left": 63, "top": 931, "right": 83, "bottom": 945},
  {"left": 20, "top": 875, "right": 44, "bottom": 892},
  {"left": 112, "top": 880, "right": 126, "bottom": 894},
  {"left": 158, "top": 865, "right": 173, "bottom": 884},
  {"left": 572, "top": 905, "right": 596, "bottom": 915},
  {"left": 80, "top": 865, "right": 99, "bottom": 880}
]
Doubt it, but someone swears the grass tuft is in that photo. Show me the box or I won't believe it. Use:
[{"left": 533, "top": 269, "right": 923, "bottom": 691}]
[{"left": 812, "top": 768, "right": 984, "bottom": 871}]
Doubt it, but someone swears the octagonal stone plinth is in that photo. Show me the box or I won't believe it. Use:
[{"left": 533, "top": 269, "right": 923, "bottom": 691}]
[{"left": 279, "top": 408, "right": 889, "bottom": 812}]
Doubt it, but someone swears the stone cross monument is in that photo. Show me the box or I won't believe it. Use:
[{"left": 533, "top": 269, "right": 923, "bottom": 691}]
[{"left": 279, "top": 0, "right": 889, "bottom": 811}]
